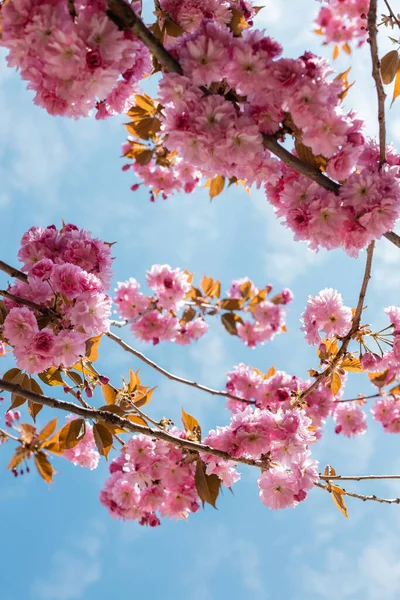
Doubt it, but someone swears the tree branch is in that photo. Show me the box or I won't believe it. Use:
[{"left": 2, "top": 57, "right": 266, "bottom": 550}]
[
  {"left": 315, "top": 481, "right": 400, "bottom": 505},
  {"left": 0, "top": 261, "right": 28, "bottom": 283},
  {"left": 383, "top": 0, "right": 400, "bottom": 29},
  {"left": 368, "top": 0, "right": 387, "bottom": 167},
  {"left": 0, "top": 378, "right": 264, "bottom": 468},
  {"left": 320, "top": 473, "right": 400, "bottom": 482},
  {"left": 105, "top": 331, "right": 253, "bottom": 404},
  {"left": 0, "top": 289, "right": 57, "bottom": 316},
  {"left": 301, "top": 241, "right": 375, "bottom": 400}
]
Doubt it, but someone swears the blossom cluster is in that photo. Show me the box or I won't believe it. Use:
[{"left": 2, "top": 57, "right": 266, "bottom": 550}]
[
  {"left": 205, "top": 405, "right": 318, "bottom": 509},
  {"left": 301, "top": 288, "right": 352, "bottom": 345},
  {"left": 332, "top": 402, "right": 367, "bottom": 437},
  {"left": 159, "top": 0, "right": 255, "bottom": 34},
  {"left": 100, "top": 433, "right": 202, "bottom": 525},
  {"left": 371, "top": 396, "right": 400, "bottom": 433},
  {"left": 114, "top": 270, "right": 291, "bottom": 347},
  {"left": 1, "top": 224, "right": 112, "bottom": 374},
  {"left": 129, "top": 158, "right": 201, "bottom": 201},
  {"left": 114, "top": 265, "right": 208, "bottom": 346},
  {"left": 315, "top": 0, "right": 369, "bottom": 48},
  {"left": 0, "top": 0, "right": 151, "bottom": 118},
  {"left": 265, "top": 143, "right": 400, "bottom": 256}
]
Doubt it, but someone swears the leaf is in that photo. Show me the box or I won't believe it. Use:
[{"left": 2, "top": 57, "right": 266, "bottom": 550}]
[
  {"left": 134, "top": 93, "right": 155, "bottom": 113},
  {"left": 390, "top": 384, "right": 400, "bottom": 395},
  {"left": 181, "top": 408, "right": 201, "bottom": 441},
  {"left": 219, "top": 298, "right": 242, "bottom": 311},
  {"left": 391, "top": 67, "right": 400, "bottom": 106},
  {"left": 134, "top": 387, "right": 156, "bottom": 408},
  {"left": 38, "top": 418, "right": 58, "bottom": 442},
  {"left": 38, "top": 367, "right": 64, "bottom": 387},
  {"left": 239, "top": 281, "right": 253, "bottom": 299},
  {"left": 58, "top": 418, "right": 86, "bottom": 450},
  {"left": 368, "top": 368, "right": 392, "bottom": 389},
  {"left": 209, "top": 175, "right": 225, "bottom": 199},
  {"left": 318, "top": 338, "right": 339, "bottom": 360},
  {"left": 342, "top": 355, "right": 363, "bottom": 373},
  {"left": 28, "top": 400, "right": 42, "bottom": 422},
  {"left": 342, "top": 42, "right": 351, "bottom": 55},
  {"left": 8, "top": 448, "right": 26, "bottom": 470},
  {"left": 10, "top": 393, "right": 27, "bottom": 410},
  {"left": 85, "top": 334, "right": 102, "bottom": 362},
  {"left": 127, "top": 414, "right": 148, "bottom": 427},
  {"left": 195, "top": 460, "right": 221, "bottom": 508},
  {"left": 93, "top": 423, "right": 113, "bottom": 459},
  {"left": 221, "top": 312, "right": 243, "bottom": 336},
  {"left": 266, "top": 365, "right": 276, "bottom": 378},
  {"left": 330, "top": 372, "right": 342, "bottom": 396},
  {"left": 294, "top": 140, "right": 319, "bottom": 169},
  {"left": 164, "top": 17, "right": 184, "bottom": 37},
  {"left": 125, "top": 117, "right": 161, "bottom": 140},
  {"left": 66, "top": 371, "right": 83, "bottom": 387},
  {"left": 324, "top": 465, "right": 337, "bottom": 477},
  {"left": 230, "top": 7, "right": 249, "bottom": 36},
  {"left": 35, "top": 451, "right": 54, "bottom": 483},
  {"left": 102, "top": 384, "right": 117, "bottom": 405},
  {"left": 333, "top": 45, "right": 339, "bottom": 60},
  {"left": 331, "top": 485, "right": 349, "bottom": 518},
  {"left": 200, "top": 276, "right": 221, "bottom": 299},
  {"left": 128, "top": 368, "right": 139, "bottom": 393},
  {"left": 180, "top": 306, "right": 196, "bottom": 324},
  {"left": 381, "top": 50, "right": 399, "bottom": 84},
  {"left": 98, "top": 404, "right": 125, "bottom": 416},
  {"left": 2, "top": 368, "right": 24, "bottom": 384}
]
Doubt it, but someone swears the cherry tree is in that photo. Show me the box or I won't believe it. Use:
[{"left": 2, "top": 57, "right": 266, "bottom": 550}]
[{"left": 1, "top": 0, "right": 400, "bottom": 527}]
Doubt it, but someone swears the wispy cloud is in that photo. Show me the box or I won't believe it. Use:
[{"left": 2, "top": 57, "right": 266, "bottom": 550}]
[{"left": 30, "top": 521, "right": 105, "bottom": 600}]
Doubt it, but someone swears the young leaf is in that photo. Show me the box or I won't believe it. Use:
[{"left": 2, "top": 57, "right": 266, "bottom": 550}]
[
  {"left": 102, "top": 384, "right": 117, "bottom": 405},
  {"left": 134, "top": 387, "right": 156, "bottom": 408},
  {"left": 2, "top": 368, "right": 24, "bottom": 384},
  {"left": 127, "top": 414, "right": 148, "bottom": 426},
  {"left": 85, "top": 334, "right": 103, "bottom": 362},
  {"left": 93, "top": 423, "right": 113, "bottom": 459},
  {"left": 209, "top": 175, "right": 225, "bottom": 199},
  {"left": 341, "top": 355, "right": 363, "bottom": 373},
  {"left": 219, "top": 298, "right": 242, "bottom": 311},
  {"left": 38, "top": 367, "right": 65, "bottom": 387},
  {"left": 195, "top": 460, "right": 221, "bottom": 508},
  {"left": 392, "top": 67, "right": 400, "bottom": 106},
  {"left": 200, "top": 276, "right": 221, "bottom": 298},
  {"left": 331, "top": 485, "right": 349, "bottom": 518},
  {"left": 58, "top": 418, "right": 86, "bottom": 450},
  {"left": 381, "top": 50, "right": 399, "bottom": 84},
  {"left": 38, "top": 418, "right": 58, "bottom": 442},
  {"left": 221, "top": 312, "right": 242, "bottom": 336},
  {"left": 181, "top": 408, "right": 201, "bottom": 441},
  {"left": 266, "top": 365, "right": 276, "bottom": 378},
  {"left": 28, "top": 400, "right": 43, "bottom": 422},
  {"left": 330, "top": 372, "right": 342, "bottom": 396},
  {"left": 34, "top": 451, "right": 54, "bottom": 483},
  {"left": 368, "top": 368, "right": 392, "bottom": 388}
]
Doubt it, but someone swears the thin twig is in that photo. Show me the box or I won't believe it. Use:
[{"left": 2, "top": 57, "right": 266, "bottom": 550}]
[
  {"left": 320, "top": 474, "right": 400, "bottom": 482},
  {"left": 383, "top": 0, "right": 400, "bottom": 29},
  {"left": 315, "top": 481, "right": 400, "bottom": 505},
  {"left": 0, "top": 261, "right": 28, "bottom": 283},
  {"left": 368, "top": 0, "right": 387, "bottom": 167},
  {"left": 0, "top": 378, "right": 266, "bottom": 468},
  {"left": 105, "top": 331, "right": 253, "bottom": 404},
  {"left": 0, "top": 427, "right": 20, "bottom": 443},
  {"left": 336, "top": 393, "right": 382, "bottom": 403}
]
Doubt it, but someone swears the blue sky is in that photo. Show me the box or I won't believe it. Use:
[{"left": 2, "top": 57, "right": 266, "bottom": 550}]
[{"left": 1, "top": 1, "right": 400, "bottom": 599}]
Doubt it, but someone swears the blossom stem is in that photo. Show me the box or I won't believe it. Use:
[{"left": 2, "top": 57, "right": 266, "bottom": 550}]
[{"left": 315, "top": 481, "right": 400, "bottom": 505}]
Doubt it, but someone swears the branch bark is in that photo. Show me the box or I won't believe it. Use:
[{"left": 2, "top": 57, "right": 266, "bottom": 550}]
[
  {"left": 368, "top": 0, "right": 387, "bottom": 167},
  {"left": 0, "top": 261, "right": 27, "bottom": 283},
  {"left": 0, "top": 378, "right": 264, "bottom": 468}
]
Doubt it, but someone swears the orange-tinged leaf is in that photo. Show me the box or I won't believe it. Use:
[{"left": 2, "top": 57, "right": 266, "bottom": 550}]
[
  {"left": 209, "top": 175, "right": 225, "bottom": 199},
  {"left": 134, "top": 386, "right": 156, "bottom": 408},
  {"left": 230, "top": 7, "right": 249, "bottom": 36},
  {"left": 391, "top": 67, "right": 400, "bottom": 106},
  {"left": 330, "top": 372, "right": 342, "bottom": 396},
  {"left": 134, "top": 93, "right": 155, "bottom": 113},
  {"left": 195, "top": 460, "right": 221, "bottom": 508},
  {"left": 200, "top": 276, "right": 220, "bottom": 298},
  {"left": 102, "top": 384, "right": 117, "bottom": 405},
  {"left": 38, "top": 418, "right": 58, "bottom": 442},
  {"left": 93, "top": 423, "right": 113, "bottom": 459},
  {"left": 128, "top": 368, "right": 138, "bottom": 393},
  {"left": 342, "top": 355, "right": 363, "bottom": 373},
  {"left": 381, "top": 50, "right": 399, "bottom": 84},
  {"left": 331, "top": 485, "right": 349, "bottom": 518},
  {"left": 2, "top": 368, "right": 24, "bottom": 384},
  {"left": 10, "top": 393, "right": 27, "bottom": 410},
  {"left": 219, "top": 298, "right": 242, "bottom": 311},
  {"left": 221, "top": 312, "right": 243, "bottom": 335},
  {"left": 28, "top": 400, "right": 42, "bottom": 422},
  {"left": 58, "top": 418, "right": 86, "bottom": 450},
  {"left": 85, "top": 334, "right": 102, "bottom": 362},
  {"left": 239, "top": 281, "right": 253, "bottom": 299},
  {"left": 8, "top": 448, "right": 26, "bottom": 470},
  {"left": 368, "top": 368, "right": 392, "bottom": 388},
  {"left": 181, "top": 408, "right": 201, "bottom": 440},
  {"left": 38, "top": 367, "right": 64, "bottom": 387},
  {"left": 390, "top": 384, "right": 400, "bottom": 395},
  {"left": 333, "top": 45, "right": 339, "bottom": 60},
  {"left": 127, "top": 414, "right": 148, "bottom": 427},
  {"left": 342, "top": 42, "right": 351, "bottom": 55},
  {"left": 35, "top": 451, "right": 54, "bottom": 483},
  {"left": 266, "top": 365, "right": 276, "bottom": 378}
]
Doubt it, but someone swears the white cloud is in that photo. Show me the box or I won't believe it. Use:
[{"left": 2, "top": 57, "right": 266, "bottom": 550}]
[{"left": 31, "top": 521, "right": 104, "bottom": 600}]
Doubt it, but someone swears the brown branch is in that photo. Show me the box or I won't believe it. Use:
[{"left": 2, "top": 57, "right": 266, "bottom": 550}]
[
  {"left": 0, "top": 289, "right": 56, "bottom": 316},
  {"left": 106, "top": 331, "right": 253, "bottom": 404},
  {"left": 106, "top": 0, "right": 183, "bottom": 74},
  {"left": 0, "top": 261, "right": 28, "bottom": 283},
  {"left": 301, "top": 242, "right": 375, "bottom": 400},
  {"left": 368, "top": 0, "right": 387, "bottom": 167},
  {"left": 336, "top": 393, "right": 382, "bottom": 403},
  {"left": 67, "top": 0, "right": 77, "bottom": 19},
  {"left": 315, "top": 481, "right": 400, "bottom": 505},
  {"left": 320, "top": 473, "right": 400, "bottom": 482},
  {"left": 0, "top": 378, "right": 265, "bottom": 468}
]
